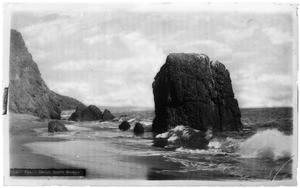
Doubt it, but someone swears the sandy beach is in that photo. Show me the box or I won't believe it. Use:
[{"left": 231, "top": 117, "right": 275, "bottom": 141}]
[
  {"left": 9, "top": 113, "right": 184, "bottom": 180},
  {"left": 9, "top": 110, "right": 293, "bottom": 181},
  {"left": 9, "top": 113, "right": 72, "bottom": 169}
]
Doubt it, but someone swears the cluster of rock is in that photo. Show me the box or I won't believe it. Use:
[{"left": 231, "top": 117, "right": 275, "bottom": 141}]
[
  {"left": 118, "top": 120, "right": 145, "bottom": 135},
  {"left": 9, "top": 29, "right": 85, "bottom": 119},
  {"left": 68, "top": 105, "right": 115, "bottom": 121},
  {"left": 153, "top": 125, "right": 213, "bottom": 149},
  {"left": 152, "top": 53, "right": 242, "bottom": 134}
]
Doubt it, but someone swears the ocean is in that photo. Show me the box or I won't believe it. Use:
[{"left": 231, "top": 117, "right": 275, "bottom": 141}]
[{"left": 25, "top": 107, "right": 294, "bottom": 180}]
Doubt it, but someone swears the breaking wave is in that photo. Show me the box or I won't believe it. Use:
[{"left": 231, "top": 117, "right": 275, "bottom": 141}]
[
  {"left": 175, "top": 147, "right": 229, "bottom": 156},
  {"left": 237, "top": 129, "right": 292, "bottom": 160},
  {"left": 174, "top": 129, "right": 293, "bottom": 161}
]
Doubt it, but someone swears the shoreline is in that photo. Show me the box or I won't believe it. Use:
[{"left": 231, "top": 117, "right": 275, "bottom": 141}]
[
  {"left": 9, "top": 112, "right": 293, "bottom": 180},
  {"left": 9, "top": 113, "right": 73, "bottom": 170},
  {"left": 9, "top": 113, "right": 185, "bottom": 180}
]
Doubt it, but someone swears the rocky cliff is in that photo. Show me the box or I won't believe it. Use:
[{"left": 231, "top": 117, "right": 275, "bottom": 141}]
[
  {"left": 9, "top": 29, "right": 86, "bottom": 119},
  {"left": 152, "top": 53, "right": 242, "bottom": 133}
]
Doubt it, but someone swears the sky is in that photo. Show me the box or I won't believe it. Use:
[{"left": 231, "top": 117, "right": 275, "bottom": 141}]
[{"left": 10, "top": 3, "right": 297, "bottom": 108}]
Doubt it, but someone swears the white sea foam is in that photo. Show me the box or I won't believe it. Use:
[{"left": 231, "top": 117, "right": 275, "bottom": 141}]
[
  {"left": 66, "top": 124, "right": 93, "bottom": 131},
  {"left": 208, "top": 137, "right": 240, "bottom": 153},
  {"left": 60, "top": 109, "right": 75, "bottom": 120},
  {"left": 237, "top": 129, "right": 292, "bottom": 160},
  {"left": 139, "top": 120, "right": 152, "bottom": 126},
  {"left": 174, "top": 129, "right": 293, "bottom": 161},
  {"left": 176, "top": 147, "right": 228, "bottom": 156},
  {"left": 128, "top": 118, "right": 136, "bottom": 123}
]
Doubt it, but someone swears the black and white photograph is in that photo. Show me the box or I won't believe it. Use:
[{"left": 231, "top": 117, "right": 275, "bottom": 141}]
[{"left": 1, "top": 1, "right": 298, "bottom": 186}]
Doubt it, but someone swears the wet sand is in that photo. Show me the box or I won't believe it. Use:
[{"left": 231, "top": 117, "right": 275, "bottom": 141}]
[
  {"left": 8, "top": 112, "right": 294, "bottom": 181},
  {"left": 9, "top": 113, "right": 72, "bottom": 169},
  {"left": 24, "top": 140, "right": 184, "bottom": 179},
  {"left": 9, "top": 113, "right": 183, "bottom": 179}
]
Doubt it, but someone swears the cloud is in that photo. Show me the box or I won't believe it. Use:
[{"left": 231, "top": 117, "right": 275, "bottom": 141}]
[
  {"left": 237, "top": 84, "right": 293, "bottom": 108},
  {"left": 21, "top": 16, "right": 79, "bottom": 46},
  {"left": 52, "top": 60, "right": 97, "bottom": 71},
  {"left": 48, "top": 32, "right": 165, "bottom": 107},
  {"left": 48, "top": 82, "right": 92, "bottom": 103},
  {"left": 182, "top": 39, "right": 233, "bottom": 60},
  {"left": 11, "top": 10, "right": 296, "bottom": 108},
  {"left": 218, "top": 26, "right": 259, "bottom": 43},
  {"left": 233, "top": 71, "right": 294, "bottom": 108},
  {"left": 262, "top": 27, "right": 293, "bottom": 44},
  {"left": 83, "top": 34, "right": 114, "bottom": 45}
]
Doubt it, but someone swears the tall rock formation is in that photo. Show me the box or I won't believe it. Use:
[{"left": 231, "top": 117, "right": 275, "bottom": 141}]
[
  {"left": 152, "top": 53, "right": 242, "bottom": 133},
  {"left": 9, "top": 29, "right": 86, "bottom": 119}
]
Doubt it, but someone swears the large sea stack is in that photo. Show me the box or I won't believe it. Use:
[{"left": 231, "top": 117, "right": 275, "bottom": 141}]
[
  {"left": 9, "top": 29, "right": 86, "bottom": 119},
  {"left": 152, "top": 53, "right": 242, "bottom": 133}
]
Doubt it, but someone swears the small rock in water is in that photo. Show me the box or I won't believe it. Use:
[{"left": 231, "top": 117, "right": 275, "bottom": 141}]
[
  {"left": 49, "top": 112, "right": 61, "bottom": 120},
  {"left": 68, "top": 106, "right": 85, "bottom": 121},
  {"left": 68, "top": 105, "right": 102, "bottom": 121},
  {"left": 119, "top": 121, "right": 131, "bottom": 131},
  {"left": 81, "top": 105, "right": 103, "bottom": 121},
  {"left": 101, "top": 109, "right": 115, "bottom": 121},
  {"left": 48, "top": 121, "right": 68, "bottom": 133},
  {"left": 134, "top": 122, "right": 144, "bottom": 135},
  {"left": 153, "top": 125, "right": 212, "bottom": 149},
  {"left": 153, "top": 138, "right": 169, "bottom": 148}
]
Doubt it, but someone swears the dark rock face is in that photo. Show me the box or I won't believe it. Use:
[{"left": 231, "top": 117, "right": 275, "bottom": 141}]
[
  {"left": 48, "top": 121, "right": 68, "bottom": 133},
  {"left": 68, "top": 106, "right": 86, "bottom": 121},
  {"left": 82, "top": 105, "right": 103, "bottom": 121},
  {"left": 49, "top": 112, "right": 62, "bottom": 120},
  {"left": 152, "top": 53, "right": 242, "bottom": 133},
  {"left": 152, "top": 138, "right": 169, "bottom": 148},
  {"left": 133, "top": 122, "right": 144, "bottom": 134},
  {"left": 9, "top": 29, "right": 86, "bottom": 119},
  {"left": 68, "top": 105, "right": 102, "bottom": 121},
  {"left": 101, "top": 109, "right": 115, "bottom": 121},
  {"left": 119, "top": 121, "right": 131, "bottom": 131}
]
